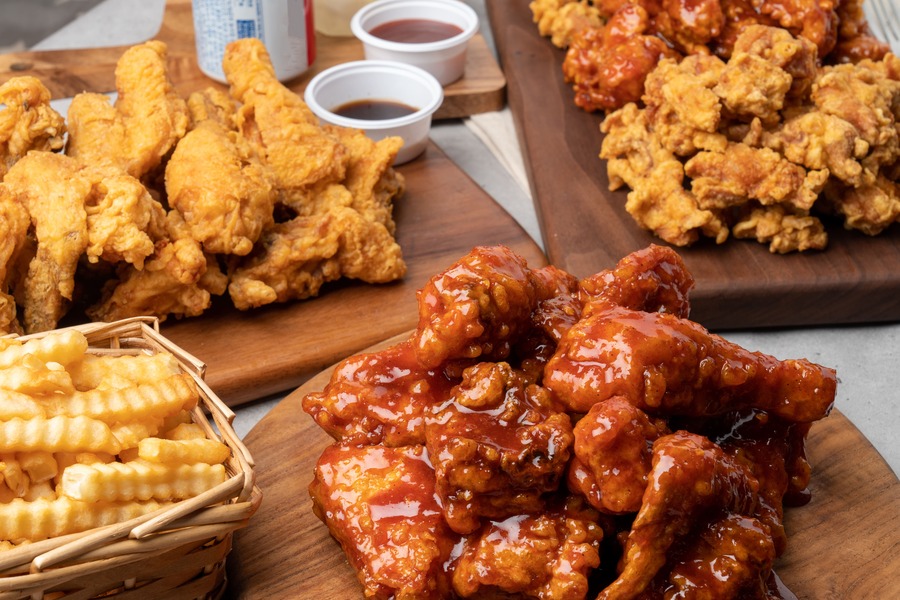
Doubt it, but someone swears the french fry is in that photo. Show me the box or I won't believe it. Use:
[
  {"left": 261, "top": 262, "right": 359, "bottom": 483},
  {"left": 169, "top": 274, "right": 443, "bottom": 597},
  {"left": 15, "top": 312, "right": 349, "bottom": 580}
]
[
  {"left": 0, "top": 330, "right": 88, "bottom": 370},
  {"left": 60, "top": 460, "right": 227, "bottom": 502},
  {"left": 17, "top": 451, "right": 58, "bottom": 484},
  {"left": 68, "top": 352, "right": 182, "bottom": 391},
  {"left": 138, "top": 437, "right": 231, "bottom": 465},
  {"left": 0, "top": 390, "right": 45, "bottom": 420},
  {"left": 0, "top": 496, "right": 170, "bottom": 541},
  {"left": 22, "top": 480, "right": 55, "bottom": 502},
  {"left": 0, "top": 454, "right": 26, "bottom": 497},
  {"left": 163, "top": 422, "right": 207, "bottom": 441},
  {"left": 39, "top": 373, "right": 200, "bottom": 424},
  {"left": 0, "top": 416, "right": 121, "bottom": 454},
  {"left": 110, "top": 418, "right": 164, "bottom": 450},
  {"left": 0, "top": 354, "right": 75, "bottom": 395}
]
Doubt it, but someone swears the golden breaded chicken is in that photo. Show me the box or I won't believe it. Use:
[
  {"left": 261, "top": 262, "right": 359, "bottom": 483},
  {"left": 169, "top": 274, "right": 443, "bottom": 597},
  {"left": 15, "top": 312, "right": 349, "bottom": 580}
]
[
  {"left": 166, "top": 118, "right": 277, "bottom": 256},
  {"left": 0, "top": 184, "right": 31, "bottom": 334},
  {"left": 223, "top": 38, "right": 348, "bottom": 190},
  {"left": 3, "top": 152, "right": 90, "bottom": 333},
  {"left": 0, "top": 76, "right": 66, "bottom": 180},
  {"left": 66, "top": 40, "right": 189, "bottom": 181}
]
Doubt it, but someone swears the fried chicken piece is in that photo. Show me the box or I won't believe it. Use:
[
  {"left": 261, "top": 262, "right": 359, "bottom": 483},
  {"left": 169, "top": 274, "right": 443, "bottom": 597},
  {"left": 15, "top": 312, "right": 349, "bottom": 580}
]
[
  {"left": 543, "top": 303, "right": 837, "bottom": 420},
  {"left": 322, "top": 126, "right": 405, "bottom": 232},
  {"left": 731, "top": 24, "right": 819, "bottom": 99},
  {"left": 710, "top": 0, "right": 781, "bottom": 58},
  {"left": 66, "top": 41, "right": 189, "bottom": 181},
  {"left": 654, "top": 0, "right": 725, "bottom": 55},
  {"left": 811, "top": 60, "right": 900, "bottom": 158},
  {"left": 309, "top": 443, "right": 459, "bottom": 600},
  {"left": 641, "top": 54, "right": 729, "bottom": 156},
  {"left": 763, "top": 110, "right": 870, "bottom": 186},
  {"left": 600, "top": 103, "right": 728, "bottom": 246},
  {"left": 223, "top": 38, "right": 347, "bottom": 191},
  {"left": 227, "top": 198, "right": 406, "bottom": 310},
  {"left": 732, "top": 203, "right": 828, "bottom": 252},
  {"left": 86, "top": 211, "right": 227, "bottom": 323},
  {"left": 531, "top": 0, "right": 604, "bottom": 48},
  {"left": 629, "top": 514, "right": 779, "bottom": 599},
  {"left": 2, "top": 152, "right": 89, "bottom": 334},
  {"left": 165, "top": 119, "right": 277, "bottom": 256},
  {"left": 0, "top": 76, "right": 65, "bottom": 179},
  {"left": 832, "top": 0, "right": 891, "bottom": 62},
  {"left": 568, "top": 397, "right": 669, "bottom": 514},
  {"left": 821, "top": 175, "right": 900, "bottom": 236},
  {"left": 425, "top": 362, "right": 574, "bottom": 534},
  {"left": 0, "top": 185, "right": 31, "bottom": 334},
  {"left": 301, "top": 340, "right": 458, "bottom": 447},
  {"left": 597, "top": 432, "right": 763, "bottom": 600},
  {"left": 83, "top": 168, "right": 168, "bottom": 269},
  {"left": 685, "top": 142, "right": 829, "bottom": 212},
  {"left": 713, "top": 52, "right": 793, "bottom": 125},
  {"left": 412, "top": 245, "right": 562, "bottom": 369},
  {"left": 451, "top": 495, "right": 605, "bottom": 599},
  {"left": 750, "top": 0, "right": 838, "bottom": 59},
  {"left": 563, "top": 3, "right": 680, "bottom": 112},
  {"left": 578, "top": 244, "right": 694, "bottom": 318}
]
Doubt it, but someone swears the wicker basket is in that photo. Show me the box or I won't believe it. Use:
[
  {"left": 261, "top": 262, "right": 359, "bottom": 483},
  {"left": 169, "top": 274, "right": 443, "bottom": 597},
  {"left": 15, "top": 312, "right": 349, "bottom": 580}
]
[{"left": 0, "top": 317, "right": 261, "bottom": 600}]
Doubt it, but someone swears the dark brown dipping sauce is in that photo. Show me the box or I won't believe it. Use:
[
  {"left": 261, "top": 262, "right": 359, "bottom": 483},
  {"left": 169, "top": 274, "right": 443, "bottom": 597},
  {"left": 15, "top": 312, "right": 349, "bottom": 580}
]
[
  {"left": 368, "top": 18, "right": 463, "bottom": 43},
  {"left": 333, "top": 99, "right": 418, "bottom": 120}
]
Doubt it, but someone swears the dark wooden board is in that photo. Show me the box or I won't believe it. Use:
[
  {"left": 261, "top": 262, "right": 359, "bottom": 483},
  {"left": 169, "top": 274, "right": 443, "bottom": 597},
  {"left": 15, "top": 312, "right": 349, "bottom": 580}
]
[
  {"left": 0, "top": 0, "right": 506, "bottom": 120},
  {"left": 487, "top": 1, "right": 900, "bottom": 330},
  {"left": 225, "top": 332, "right": 900, "bottom": 599}
]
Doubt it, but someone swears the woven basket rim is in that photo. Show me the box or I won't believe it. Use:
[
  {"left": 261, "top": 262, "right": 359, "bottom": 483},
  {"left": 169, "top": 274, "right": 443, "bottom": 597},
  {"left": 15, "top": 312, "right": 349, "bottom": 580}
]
[{"left": 0, "top": 317, "right": 262, "bottom": 598}]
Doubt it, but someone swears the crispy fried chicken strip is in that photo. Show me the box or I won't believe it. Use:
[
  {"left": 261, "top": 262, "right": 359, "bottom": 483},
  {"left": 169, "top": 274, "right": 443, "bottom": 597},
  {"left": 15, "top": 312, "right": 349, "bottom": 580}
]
[
  {"left": 2, "top": 153, "right": 89, "bottom": 333},
  {"left": 66, "top": 41, "right": 189, "bottom": 181},
  {"left": 223, "top": 38, "right": 347, "bottom": 190},
  {"left": 544, "top": 303, "right": 837, "bottom": 421},
  {"left": 0, "top": 76, "right": 66, "bottom": 179},
  {"left": 0, "top": 185, "right": 31, "bottom": 334}
]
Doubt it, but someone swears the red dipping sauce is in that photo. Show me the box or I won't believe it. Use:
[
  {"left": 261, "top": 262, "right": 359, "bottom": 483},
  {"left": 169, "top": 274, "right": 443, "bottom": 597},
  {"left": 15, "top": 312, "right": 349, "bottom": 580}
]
[{"left": 368, "top": 18, "right": 463, "bottom": 43}]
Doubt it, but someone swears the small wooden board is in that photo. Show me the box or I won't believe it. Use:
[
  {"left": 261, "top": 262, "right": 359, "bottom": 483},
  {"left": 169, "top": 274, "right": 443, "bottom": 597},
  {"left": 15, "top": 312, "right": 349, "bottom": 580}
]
[
  {"left": 488, "top": 0, "right": 900, "bottom": 330},
  {"left": 226, "top": 332, "right": 900, "bottom": 599},
  {"left": 0, "top": 0, "right": 506, "bottom": 120}
]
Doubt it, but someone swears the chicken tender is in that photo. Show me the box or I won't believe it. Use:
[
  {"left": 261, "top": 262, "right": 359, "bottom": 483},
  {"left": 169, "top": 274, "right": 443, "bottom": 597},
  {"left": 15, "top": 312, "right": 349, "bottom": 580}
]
[
  {"left": 223, "top": 38, "right": 347, "bottom": 190},
  {"left": 66, "top": 41, "right": 189, "bottom": 181},
  {"left": 166, "top": 119, "right": 277, "bottom": 256},
  {"left": 2, "top": 152, "right": 89, "bottom": 334},
  {"left": 0, "top": 76, "right": 66, "bottom": 179},
  {"left": 0, "top": 185, "right": 31, "bottom": 334}
]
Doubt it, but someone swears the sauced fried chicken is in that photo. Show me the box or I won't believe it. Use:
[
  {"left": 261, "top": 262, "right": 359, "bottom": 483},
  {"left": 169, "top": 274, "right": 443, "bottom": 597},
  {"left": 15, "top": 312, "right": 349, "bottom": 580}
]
[
  {"left": 306, "top": 245, "right": 837, "bottom": 600},
  {"left": 599, "top": 25, "right": 900, "bottom": 251},
  {"left": 0, "top": 76, "right": 66, "bottom": 179}
]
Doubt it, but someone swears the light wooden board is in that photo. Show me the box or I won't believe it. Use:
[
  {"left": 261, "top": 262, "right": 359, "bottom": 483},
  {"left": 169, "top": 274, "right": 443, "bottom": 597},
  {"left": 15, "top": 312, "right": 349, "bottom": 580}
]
[
  {"left": 0, "top": 0, "right": 506, "bottom": 119},
  {"left": 226, "top": 332, "right": 900, "bottom": 599},
  {"left": 488, "top": 1, "right": 900, "bottom": 330}
]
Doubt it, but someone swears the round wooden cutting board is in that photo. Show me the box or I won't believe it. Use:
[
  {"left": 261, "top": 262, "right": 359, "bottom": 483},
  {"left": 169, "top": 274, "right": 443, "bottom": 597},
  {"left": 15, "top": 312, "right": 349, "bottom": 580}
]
[{"left": 226, "top": 333, "right": 900, "bottom": 599}]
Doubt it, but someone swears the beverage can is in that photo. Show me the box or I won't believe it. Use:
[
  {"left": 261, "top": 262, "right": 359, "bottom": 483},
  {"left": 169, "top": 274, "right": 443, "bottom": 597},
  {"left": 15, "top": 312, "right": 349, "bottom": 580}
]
[{"left": 192, "top": 0, "right": 316, "bottom": 83}]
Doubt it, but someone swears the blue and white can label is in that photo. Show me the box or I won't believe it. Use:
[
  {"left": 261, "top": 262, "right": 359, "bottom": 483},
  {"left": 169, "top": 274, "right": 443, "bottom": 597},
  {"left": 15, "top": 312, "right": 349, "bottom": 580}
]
[{"left": 193, "top": 0, "right": 316, "bottom": 82}]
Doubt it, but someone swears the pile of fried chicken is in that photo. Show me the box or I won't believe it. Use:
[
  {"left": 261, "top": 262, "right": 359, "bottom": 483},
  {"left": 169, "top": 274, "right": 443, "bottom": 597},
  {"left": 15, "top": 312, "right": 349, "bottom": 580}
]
[
  {"left": 0, "top": 38, "right": 406, "bottom": 335},
  {"left": 304, "top": 244, "right": 837, "bottom": 599},
  {"left": 530, "top": 1, "right": 899, "bottom": 252}
]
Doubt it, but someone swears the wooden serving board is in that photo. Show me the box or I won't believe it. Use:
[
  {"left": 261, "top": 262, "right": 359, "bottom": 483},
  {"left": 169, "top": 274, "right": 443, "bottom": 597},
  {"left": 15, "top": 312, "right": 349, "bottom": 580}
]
[
  {"left": 0, "top": 0, "right": 505, "bottom": 120},
  {"left": 487, "top": 1, "right": 900, "bottom": 330},
  {"left": 225, "top": 332, "right": 900, "bottom": 600},
  {"left": 0, "top": 0, "right": 529, "bottom": 407}
]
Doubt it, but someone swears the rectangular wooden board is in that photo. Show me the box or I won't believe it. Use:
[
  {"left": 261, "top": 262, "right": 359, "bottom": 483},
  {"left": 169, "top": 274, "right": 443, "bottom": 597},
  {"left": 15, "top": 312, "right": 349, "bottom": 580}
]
[{"left": 488, "top": 1, "right": 900, "bottom": 330}]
